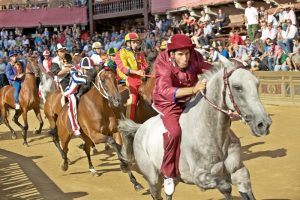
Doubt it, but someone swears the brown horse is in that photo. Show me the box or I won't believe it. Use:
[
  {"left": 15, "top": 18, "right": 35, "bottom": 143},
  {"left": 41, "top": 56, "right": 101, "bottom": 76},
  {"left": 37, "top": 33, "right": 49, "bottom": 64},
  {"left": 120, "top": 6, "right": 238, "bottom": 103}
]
[
  {"left": 0, "top": 58, "right": 44, "bottom": 146},
  {"left": 55, "top": 69, "right": 120, "bottom": 167},
  {"left": 55, "top": 68, "right": 143, "bottom": 189}
]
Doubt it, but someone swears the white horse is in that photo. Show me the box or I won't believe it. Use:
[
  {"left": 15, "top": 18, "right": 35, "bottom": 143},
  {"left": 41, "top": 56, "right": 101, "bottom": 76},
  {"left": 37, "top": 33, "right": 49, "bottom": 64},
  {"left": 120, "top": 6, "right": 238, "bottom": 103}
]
[
  {"left": 118, "top": 58, "right": 272, "bottom": 200},
  {"left": 39, "top": 65, "right": 58, "bottom": 104}
]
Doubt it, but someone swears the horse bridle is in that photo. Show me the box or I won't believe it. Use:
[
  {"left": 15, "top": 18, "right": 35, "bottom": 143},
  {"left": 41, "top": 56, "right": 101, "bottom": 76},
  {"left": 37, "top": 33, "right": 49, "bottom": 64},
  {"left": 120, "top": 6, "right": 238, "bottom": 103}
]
[
  {"left": 200, "top": 67, "right": 244, "bottom": 121},
  {"left": 92, "top": 69, "right": 110, "bottom": 99}
]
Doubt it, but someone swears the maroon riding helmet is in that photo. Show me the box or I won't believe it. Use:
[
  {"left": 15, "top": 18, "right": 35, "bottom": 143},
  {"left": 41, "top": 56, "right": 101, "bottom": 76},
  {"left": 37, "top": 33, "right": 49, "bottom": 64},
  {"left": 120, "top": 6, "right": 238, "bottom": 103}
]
[{"left": 167, "top": 34, "right": 195, "bottom": 52}]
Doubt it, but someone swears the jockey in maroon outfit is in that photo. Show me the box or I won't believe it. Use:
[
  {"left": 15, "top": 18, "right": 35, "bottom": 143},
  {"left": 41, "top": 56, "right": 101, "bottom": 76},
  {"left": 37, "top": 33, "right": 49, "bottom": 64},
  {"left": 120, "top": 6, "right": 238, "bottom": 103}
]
[{"left": 152, "top": 34, "right": 212, "bottom": 196}]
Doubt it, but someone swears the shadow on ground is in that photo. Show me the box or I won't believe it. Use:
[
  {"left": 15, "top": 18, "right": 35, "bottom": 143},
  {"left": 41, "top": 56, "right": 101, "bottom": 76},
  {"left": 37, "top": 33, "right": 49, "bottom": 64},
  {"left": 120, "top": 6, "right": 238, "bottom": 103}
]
[
  {"left": 241, "top": 142, "right": 287, "bottom": 161},
  {"left": 0, "top": 148, "right": 87, "bottom": 200}
]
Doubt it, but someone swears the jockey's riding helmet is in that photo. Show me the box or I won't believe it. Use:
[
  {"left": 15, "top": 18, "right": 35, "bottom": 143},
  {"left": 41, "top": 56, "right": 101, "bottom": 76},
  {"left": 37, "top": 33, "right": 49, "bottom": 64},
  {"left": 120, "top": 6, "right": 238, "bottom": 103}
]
[
  {"left": 167, "top": 34, "right": 195, "bottom": 52},
  {"left": 107, "top": 48, "right": 118, "bottom": 56},
  {"left": 43, "top": 50, "right": 50, "bottom": 56},
  {"left": 124, "top": 32, "right": 140, "bottom": 42},
  {"left": 160, "top": 40, "right": 167, "bottom": 50},
  {"left": 92, "top": 42, "right": 102, "bottom": 49},
  {"left": 80, "top": 57, "right": 94, "bottom": 69}
]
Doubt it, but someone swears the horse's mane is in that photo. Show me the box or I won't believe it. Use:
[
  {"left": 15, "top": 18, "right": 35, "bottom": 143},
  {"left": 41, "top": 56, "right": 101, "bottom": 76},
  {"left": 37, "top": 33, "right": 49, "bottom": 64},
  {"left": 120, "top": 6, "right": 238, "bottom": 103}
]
[
  {"left": 201, "top": 58, "right": 236, "bottom": 81},
  {"left": 185, "top": 57, "right": 236, "bottom": 111}
]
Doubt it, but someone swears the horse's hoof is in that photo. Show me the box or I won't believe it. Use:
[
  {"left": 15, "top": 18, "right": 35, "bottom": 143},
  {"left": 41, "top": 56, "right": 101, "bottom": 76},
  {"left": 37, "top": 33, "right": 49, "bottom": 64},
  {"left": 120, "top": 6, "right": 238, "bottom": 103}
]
[
  {"left": 61, "top": 162, "right": 68, "bottom": 171},
  {"left": 89, "top": 169, "right": 100, "bottom": 177},
  {"left": 105, "top": 144, "right": 110, "bottom": 150},
  {"left": 120, "top": 163, "right": 129, "bottom": 173},
  {"left": 12, "top": 134, "right": 17, "bottom": 140},
  {"left": 23, "top": 142, "right": 29, "bottom": 147},
  {"left": 134, "top": 183, "right": 144, "bottom": 191},
  {"left": 92, "top": 147, "right": 98, "bottom": 155}
]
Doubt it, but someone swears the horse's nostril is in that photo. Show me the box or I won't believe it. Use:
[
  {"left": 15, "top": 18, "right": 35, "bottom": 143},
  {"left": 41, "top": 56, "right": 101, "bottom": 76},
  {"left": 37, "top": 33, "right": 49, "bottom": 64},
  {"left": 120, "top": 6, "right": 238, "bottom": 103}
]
[{"left": 257, "top": 121, "right": 264, "bottom": 129}]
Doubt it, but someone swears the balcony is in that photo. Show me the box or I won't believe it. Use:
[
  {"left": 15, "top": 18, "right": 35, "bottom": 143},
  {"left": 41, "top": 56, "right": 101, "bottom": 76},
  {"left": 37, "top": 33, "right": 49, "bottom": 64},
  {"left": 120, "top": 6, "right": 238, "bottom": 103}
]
[{"left": 93, "top": 0, "right": 145, "bottom": 20}]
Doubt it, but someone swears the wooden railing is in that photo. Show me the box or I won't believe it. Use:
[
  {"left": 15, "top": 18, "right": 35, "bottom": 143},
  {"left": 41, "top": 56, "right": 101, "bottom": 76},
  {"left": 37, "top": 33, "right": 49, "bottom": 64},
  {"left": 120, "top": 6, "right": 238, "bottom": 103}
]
[{"left": 94, "top": 0, "right": 144, "bottom": 15}]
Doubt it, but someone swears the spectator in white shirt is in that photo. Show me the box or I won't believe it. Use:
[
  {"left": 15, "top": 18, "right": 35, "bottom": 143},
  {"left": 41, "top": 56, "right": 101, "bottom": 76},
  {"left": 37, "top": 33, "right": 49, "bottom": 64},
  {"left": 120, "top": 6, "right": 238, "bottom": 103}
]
[
  {"left": 278, "top": 19, "right": 297, "bottom": 53},
  {"left": 244, "top": 1, "right": 259, "bottom": 42},
  {"left": 261, "top": 22, "right": 277, "bottom": 41},
  {"left": 287, "top": 6, "right": 297, "bottom": 26}
]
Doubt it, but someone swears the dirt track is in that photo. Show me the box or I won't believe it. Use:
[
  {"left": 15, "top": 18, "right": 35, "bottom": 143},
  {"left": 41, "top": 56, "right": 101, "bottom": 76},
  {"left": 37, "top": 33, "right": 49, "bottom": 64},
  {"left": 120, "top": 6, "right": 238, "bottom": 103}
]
[{"left": 0, "top": 104, "right": 300, "bottom": 200}]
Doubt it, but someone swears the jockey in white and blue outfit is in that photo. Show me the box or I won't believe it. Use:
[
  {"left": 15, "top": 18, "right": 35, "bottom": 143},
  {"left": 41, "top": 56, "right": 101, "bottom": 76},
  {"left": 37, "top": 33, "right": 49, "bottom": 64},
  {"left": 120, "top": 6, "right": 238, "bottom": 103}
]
[
  {"left": 5, "top": 51, "right": 26, "bottom": 110},
  {"left": 64, "top": 57, "right": 92, "bottom": 136}
]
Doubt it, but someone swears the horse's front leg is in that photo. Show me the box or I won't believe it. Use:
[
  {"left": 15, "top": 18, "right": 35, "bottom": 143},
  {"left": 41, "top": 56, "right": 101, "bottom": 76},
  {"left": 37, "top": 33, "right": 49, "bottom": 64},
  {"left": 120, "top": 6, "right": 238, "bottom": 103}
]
[
  {"left": 225, "top": 130, "right": 256, "bottom": 200},
  {"left": 80, "top": 133, "right": 100, "bottom": 177},
  {"left": 21, "top": 109, "right": 29, "bottom": 146},
  {"left": 33, "top": 107, "right": 44, "bottom": 134}
]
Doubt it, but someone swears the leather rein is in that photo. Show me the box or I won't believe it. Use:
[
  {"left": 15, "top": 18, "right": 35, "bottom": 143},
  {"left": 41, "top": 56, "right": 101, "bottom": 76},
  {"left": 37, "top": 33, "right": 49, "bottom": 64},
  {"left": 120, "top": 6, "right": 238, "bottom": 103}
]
[{"left": 200, "top": 67, "right": 245, "bottom": 122}]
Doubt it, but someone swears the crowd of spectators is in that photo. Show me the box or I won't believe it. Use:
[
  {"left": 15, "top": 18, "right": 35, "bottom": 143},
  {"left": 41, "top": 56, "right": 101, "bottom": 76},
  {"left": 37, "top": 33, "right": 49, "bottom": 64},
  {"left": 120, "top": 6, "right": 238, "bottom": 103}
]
[{"left": 0, "top": 1, "right": 300, "bottom": 89}]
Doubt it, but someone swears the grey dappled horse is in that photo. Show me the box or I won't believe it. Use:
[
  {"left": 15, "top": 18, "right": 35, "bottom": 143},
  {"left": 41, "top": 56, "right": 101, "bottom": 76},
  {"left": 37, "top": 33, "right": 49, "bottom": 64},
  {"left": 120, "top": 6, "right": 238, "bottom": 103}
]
[
  {"left": 119, "top": 57, "right": 272, "bottom": 200},
  {"left": 39, "top": 66, "right": 57, "bottom": 104}
]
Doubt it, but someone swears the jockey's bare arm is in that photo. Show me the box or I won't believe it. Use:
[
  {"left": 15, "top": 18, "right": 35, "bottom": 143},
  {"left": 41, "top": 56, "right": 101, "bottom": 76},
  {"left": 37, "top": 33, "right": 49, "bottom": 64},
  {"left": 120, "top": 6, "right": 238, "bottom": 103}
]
[{"left": 57, "top": 67, "right": 70, "bottom": 77}]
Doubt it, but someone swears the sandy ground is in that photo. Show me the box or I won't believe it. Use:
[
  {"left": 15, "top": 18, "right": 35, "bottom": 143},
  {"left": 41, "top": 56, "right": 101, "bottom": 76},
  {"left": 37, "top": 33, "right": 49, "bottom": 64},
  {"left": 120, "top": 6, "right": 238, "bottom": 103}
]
[{"left": 0, "top": 104, "right": 300, "bottom": 200}]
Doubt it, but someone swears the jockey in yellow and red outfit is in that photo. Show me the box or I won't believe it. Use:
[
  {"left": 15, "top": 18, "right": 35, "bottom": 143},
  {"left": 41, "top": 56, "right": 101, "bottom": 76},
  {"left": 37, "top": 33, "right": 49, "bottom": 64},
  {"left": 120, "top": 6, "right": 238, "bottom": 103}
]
[{"left": 115, "top": 32, "right": 148, "bottom": 120}]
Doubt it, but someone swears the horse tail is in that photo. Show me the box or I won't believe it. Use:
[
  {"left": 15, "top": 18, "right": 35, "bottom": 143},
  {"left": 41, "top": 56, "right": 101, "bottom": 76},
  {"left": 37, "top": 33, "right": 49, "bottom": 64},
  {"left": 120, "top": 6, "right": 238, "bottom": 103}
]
[{"left": 118, "top": 118, "right": 141, "bottom": 162}]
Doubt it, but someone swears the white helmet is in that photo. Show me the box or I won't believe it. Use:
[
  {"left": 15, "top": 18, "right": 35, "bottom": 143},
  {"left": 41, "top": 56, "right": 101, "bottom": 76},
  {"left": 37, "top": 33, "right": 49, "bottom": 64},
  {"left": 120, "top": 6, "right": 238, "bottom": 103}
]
[
  {"left": 92, "top": 42, "right": 102, "bottom": 49},
  {"left": 80, "top": 57, "right": 94, "bottom": 69}
]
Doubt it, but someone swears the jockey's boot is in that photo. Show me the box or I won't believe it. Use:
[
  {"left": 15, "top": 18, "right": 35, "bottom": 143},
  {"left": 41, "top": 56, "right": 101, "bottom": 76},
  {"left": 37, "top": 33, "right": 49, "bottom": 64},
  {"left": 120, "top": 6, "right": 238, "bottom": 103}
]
[
  {"left": 164, "top": 177, "right": 174, "bottom": 196},
  {"left": 15, "top": 103, "right": 20, "bottom": 110}
]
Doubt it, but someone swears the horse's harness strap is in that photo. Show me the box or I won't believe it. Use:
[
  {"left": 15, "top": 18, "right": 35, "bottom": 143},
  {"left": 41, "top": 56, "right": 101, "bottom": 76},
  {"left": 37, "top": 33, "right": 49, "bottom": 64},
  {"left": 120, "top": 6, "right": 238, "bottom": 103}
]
[
  {"left": 223, "top": 68, "right": 242, "bottom": 116},
  {"left": 92, "top": 69, "right": 109, "bottom": 99},
  {"left": 201, "top": 67, "right": 243, "bottom": 120}
]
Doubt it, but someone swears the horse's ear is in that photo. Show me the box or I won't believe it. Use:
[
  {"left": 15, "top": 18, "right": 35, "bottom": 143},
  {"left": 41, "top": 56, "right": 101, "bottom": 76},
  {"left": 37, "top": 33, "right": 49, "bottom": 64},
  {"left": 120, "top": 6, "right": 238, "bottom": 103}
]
[{"left": 218, "top": 54, "right": 232, "bottom": 68}]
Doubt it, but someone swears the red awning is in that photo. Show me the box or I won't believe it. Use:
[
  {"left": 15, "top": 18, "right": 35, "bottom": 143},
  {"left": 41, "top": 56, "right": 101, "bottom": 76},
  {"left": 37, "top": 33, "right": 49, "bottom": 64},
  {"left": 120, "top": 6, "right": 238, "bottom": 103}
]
[
  {"left": 0, "top": 6, "right": 87, "bottom": 28},
  {"left": 151, "top": 0, "right": 233, "bottom": 14}
]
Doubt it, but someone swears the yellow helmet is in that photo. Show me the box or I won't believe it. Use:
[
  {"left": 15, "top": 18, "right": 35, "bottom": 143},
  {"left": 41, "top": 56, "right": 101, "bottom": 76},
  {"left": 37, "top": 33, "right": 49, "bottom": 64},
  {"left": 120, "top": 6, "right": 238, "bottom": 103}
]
[
  {"left": 160, "top": 40, "right": 167, "bottom": 50},
  {"left": 92, "top": 42, "right": 102, "bottom": 49},
  {"left": 124, "top": 32, "right": 140, "bottom": 42}
]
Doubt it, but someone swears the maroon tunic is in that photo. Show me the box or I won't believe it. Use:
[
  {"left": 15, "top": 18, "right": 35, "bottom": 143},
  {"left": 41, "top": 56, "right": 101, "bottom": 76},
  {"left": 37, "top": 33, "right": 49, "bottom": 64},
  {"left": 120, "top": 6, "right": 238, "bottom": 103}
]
[{"left": 152, "top": 50, "right": 212, "bottom": 115}]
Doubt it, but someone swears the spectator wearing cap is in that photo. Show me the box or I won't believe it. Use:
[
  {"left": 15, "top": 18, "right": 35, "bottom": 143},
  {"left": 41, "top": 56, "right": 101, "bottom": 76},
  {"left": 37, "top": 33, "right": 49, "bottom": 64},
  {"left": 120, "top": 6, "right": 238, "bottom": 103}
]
[
  {"left": 244, "top": 1, "right": 259, "bottom": 42},
  {"left": 5, "top": 51, "right": 25, "bottom": 109}
]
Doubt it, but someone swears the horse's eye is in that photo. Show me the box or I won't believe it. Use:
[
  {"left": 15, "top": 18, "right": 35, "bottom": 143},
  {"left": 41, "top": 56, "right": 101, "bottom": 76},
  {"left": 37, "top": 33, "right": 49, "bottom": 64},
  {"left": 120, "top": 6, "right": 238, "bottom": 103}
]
[{"left": 233, "top": 85, "right": 243, "bottom": 92}]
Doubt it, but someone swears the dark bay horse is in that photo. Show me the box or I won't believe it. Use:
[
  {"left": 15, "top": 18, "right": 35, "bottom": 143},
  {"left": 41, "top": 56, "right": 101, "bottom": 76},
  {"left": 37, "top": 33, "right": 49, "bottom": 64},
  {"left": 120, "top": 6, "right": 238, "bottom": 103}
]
[{"left": 0, "top": 58, "right": 43, "bottom": 146}]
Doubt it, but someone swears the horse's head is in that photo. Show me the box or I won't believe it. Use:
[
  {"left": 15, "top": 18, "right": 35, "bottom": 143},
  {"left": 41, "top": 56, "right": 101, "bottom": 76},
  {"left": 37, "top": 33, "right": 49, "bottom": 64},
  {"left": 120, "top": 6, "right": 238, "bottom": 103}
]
[
  {"left": 212, "top": 57, "right": 272, "bottom": 136},
  {"left": 95, "top": 68, "right": 121, "bottom": 108}
]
